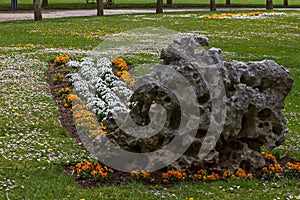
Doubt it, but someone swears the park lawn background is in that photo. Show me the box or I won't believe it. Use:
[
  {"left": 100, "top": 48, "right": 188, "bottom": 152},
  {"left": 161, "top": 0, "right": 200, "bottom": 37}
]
[
  {"left": 0, "top": 0, "right": 300, "bottom": 9},
  {"left": 0, "top": 10, "right": 300, "bottom": 199}
]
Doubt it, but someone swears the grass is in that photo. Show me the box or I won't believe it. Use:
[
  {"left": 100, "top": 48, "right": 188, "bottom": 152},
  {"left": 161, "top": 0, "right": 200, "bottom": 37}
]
[
  {"left": 0, "top": 10, "right": 299, "bottom": 199},
  {"left": 0, "top": 0, "right": 300, "bottom": 10}
]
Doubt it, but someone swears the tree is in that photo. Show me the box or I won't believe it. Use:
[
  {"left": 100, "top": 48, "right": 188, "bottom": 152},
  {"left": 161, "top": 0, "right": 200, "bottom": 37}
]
[
  {"left": 166, "top": 0, "right": 172, "bottom": 6},
  {"left": 156, "top": 0, "right": 163, "bottom": 13},
  {"left": 210, "top": 0, "right": 216, "bottom": 11},
  {"left": 266, "top": 0, "right": 273, "bottom": 9},
  {"left": 41, "top": 0, "right": 48, "bottom": 8},
  {"left": 284, "top": 0, "right": 288, "bottom": 7},
  {"left": 97, "top": 0, "right": 104, "bottom": 16},
  {"left": 225, "top": 0, "right": 231, "bottom": 6},
  {"left": 34, "top": 0, "right": 42, "bottom": 21}
]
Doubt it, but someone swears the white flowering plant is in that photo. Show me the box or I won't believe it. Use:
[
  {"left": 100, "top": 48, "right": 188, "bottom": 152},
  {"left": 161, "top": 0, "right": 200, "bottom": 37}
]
[{"left": 67, "top": 57, "right": 133, "bottom": 123}]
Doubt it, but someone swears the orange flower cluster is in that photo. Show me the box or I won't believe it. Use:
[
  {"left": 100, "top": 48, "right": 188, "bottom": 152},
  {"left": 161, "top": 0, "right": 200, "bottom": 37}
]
[
  {"left": 192, "top": 170, "right": 219, "bottom": 181},
  {"left": 285, "top": 162, "right": 300, "bottom": 178},
  {"left": 72, "top": 103, "right": 107, "bottom": 137},
  {"left": 54, "top": 53, "right": 70, "bottom": 66},
  {"left": 262, "top": 152, "right": 277, "bottom": 163},
  {"left": 201, "top": 12, "right": 278, "bottom": 19},
  {"left": 112, "top": 57, "right": 135, "bottom": 86},
  {"left": 58, "top": 87, "right": 71, "bottom": 95},
  {"left": 261, "top": 163, "right": 283, "bottom": 180},
  {"left": 112, "top": 58, "right": 128, "bottom": 71},
  {"left": 286, "top": 162, "right": 300, "bottom": 171},
  {"left": 192, "top": 169, "right": 210, "bottom": 181},
  {"left": 162, "top": 169, "right": 187, "bottom": 184},
  {"left": 120, "top": 71, "right": 135, "bottom": 87},
  {"left": 222, "top": 169, "right": 235, "bottom": 180},
  {"left": 72, "top": 161, "right": 113, "bottom": 181},
  {"left": 193, "top": 168, "right": 252, "bottom": 182},
  {"left": 64, "top": 93, "right": 81, "bottom": 107},
  {"left": 130, "top": 170, "right": 154, "bottom": 183},
  {"left": 53, "top": 73, "right": 65, "bottom": 83},
  {"left": 235, "top": 168, "right": 253, "bottom": 179}
]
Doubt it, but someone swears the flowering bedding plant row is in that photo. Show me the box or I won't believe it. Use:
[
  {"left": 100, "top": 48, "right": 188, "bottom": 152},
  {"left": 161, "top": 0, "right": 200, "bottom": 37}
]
[
  {"left": 50, "top": 54, "right": 300, "bottom": 187},
  {"left": 200, "top": 12, "right": 286, "bottom": 19},
  {"left": 67, "top": 151, "right": 300, "bottom": 186}
]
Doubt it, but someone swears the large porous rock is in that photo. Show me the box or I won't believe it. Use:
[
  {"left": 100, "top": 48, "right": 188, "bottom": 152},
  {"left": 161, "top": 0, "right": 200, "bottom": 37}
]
[{"left": 106, "top": 35, "right": 293, "bottom": 172}]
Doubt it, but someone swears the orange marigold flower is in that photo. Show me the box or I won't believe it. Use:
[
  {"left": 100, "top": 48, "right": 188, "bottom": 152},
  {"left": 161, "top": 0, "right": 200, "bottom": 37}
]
[
  {"left": 270, "top": 167, "right": 276, "bottom": 172},
  {"left": 291, "top": 164, "right": 298, "bottom": 170},
  {"left": 91, "top": 170, "right": 98, "bottom": 176},
  {"left": 162, "top": 172, "right": 169, "bottom": 179},
  {"left": 286, "top": 162, "right": 292, "bottom": 167},
  {"left": 174, "top": 171, "right": 183, "bottom": 179},
  {"left": 192, "top": 174, "right": 199, "bottom": 180},
  {"left": 198, "top": 169, "right": 207, "bottom": 175},
  {"left": 101, "top": 172, "right": 108, "bottom": 179},
  {"left": 222, "top": 169, "right": 232, "bottom": 178},
  {"left": 130, "top": 170, "right": 138, "bottom": 177},
  {"left": 81, "top": 165, "right": 88, "bottom": 171},
  {"left": 230, "top": 174, "right": 235, "bottom": 179},
  {"left": 116, "top": 71, "right": 123, "bottom": 77},
  {"left": 275, "top": 173, "right": 281, "bottom": 179},
  {"left": 247, "top": 173, "right": 253, "bottom": 179},
  {"left": 275, "top": 164, "right": 283, "bottom": 171},
  {"left": 76, "top": 162, "right": 83, "bottom": 169},
  {"left": 211, "top": 172, "right": 219, "bottom": 181},
  {"left": 167, "top": 170, "right": 174, "bottom": 176},
  {"left": 77, "top": 169, "right": 82, "bottom": 175},
  {"left": 142, "top": 170, "right": 150, "bottom": 179},
  {"left": 236, "top": 168, "right": 247, "bottom": 178},
  {"left": 269, "top": 171, "right": 273, "bottom": 176},
  {"left": 87, "top": 162, "right": 93, "bottom": 169},
  {"left": 95, "top": 165, "right": 102, "bottom": 172},
  {"left": 262, "top": 167, "right": 268, "bottom": 173}
]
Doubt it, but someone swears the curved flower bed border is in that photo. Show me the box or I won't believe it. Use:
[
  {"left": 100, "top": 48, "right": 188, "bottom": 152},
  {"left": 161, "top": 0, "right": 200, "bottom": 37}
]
[
  {"left": 45, "top": 54, "right": 299, "bottom": 187},
  {"left": 200, "top": 12, "right": 286, "bottom": 19}
]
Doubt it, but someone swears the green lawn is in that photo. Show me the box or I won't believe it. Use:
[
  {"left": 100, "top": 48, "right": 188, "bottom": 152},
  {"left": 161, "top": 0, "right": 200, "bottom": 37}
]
[
  {"left": 0, "top": 0, "right": 300, "bottom": 10},
  {"left": 0, "top": 10, "right": 299, "bottom": 199}
]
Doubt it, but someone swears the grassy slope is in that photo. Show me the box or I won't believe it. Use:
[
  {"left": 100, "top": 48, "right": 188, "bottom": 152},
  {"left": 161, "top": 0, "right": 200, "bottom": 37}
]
[
  {"left": 0, "top": 11, "right": 299, "bottom": 199},
  {"left": 0, "top": 0, "right": 300, "bottom": 9}
]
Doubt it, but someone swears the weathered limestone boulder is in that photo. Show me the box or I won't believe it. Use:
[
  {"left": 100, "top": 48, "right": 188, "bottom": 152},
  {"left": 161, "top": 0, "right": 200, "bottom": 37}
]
[{"left": 105, "top": 35, "right": 293, "bottom": 171}]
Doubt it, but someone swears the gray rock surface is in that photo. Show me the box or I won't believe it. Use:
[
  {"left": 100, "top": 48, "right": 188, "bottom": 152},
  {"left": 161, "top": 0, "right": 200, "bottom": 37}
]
[{"left": 106, "top": 35, "right": 294, "bottom": 171}]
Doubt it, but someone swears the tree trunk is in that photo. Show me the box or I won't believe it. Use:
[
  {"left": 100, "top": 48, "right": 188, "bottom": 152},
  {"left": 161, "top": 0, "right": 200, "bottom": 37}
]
[
  {"left": 210, "top": 0, "right": 216, "bottom": 11},
  {"left": 284, "top": 0, "right": 288, "bottom": 7},
  {"left": 225, "top": 0, "right": 231, "bottom": 6},
  {"left": 11, "top": 0, "right": 18, "bottom": 10},
  {"left": 166, "top": 0, "right": 172, "bottom": 6},
  {"left": 107, "top": 0, "right": 113, "bottom": 7},
  {"left": 41, "top": 0, "right": 48, "bottom": 8},
  {"left": 97, "top": 0, "right": 104, "bottom": 16},
  {"left": 156, "top": 0, "right": 163, "bottom": 13},
  {"left": 34, "top": 0, "right": 42, "bottom": 21},
  {"left": 266, "top": 0, "right": 273, "bottom": 9}
]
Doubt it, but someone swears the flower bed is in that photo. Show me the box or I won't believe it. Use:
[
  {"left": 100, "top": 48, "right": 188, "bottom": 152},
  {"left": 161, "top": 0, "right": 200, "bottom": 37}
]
[
  {"left": 47, "top": 54, "right": 299, "bottom": 187},
  {"left": 200, "top": 12, "right": 286, "bottom": 19}
]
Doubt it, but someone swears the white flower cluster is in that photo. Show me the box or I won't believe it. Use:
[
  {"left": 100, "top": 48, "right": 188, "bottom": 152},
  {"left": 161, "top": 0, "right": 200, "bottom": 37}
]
[{"left": 67, "top": 57, "right": 133, "bottom": 120}]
